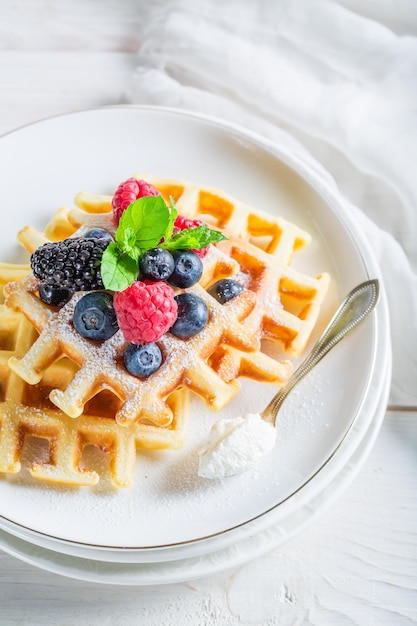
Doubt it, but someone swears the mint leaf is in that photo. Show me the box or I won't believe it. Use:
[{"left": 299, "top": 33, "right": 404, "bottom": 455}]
[
  {"left": 118, "top": 226, "right": 140, "bottom": 261},
  {"left": 116, "top": 195, "right": 169, "bottom": 253},
  {"left": 100, "top": 242, "right": 139, "bottom": 292},
  {"left": 163, "top": 197, "right": 178, "bottom": 243},
  {"left": 161, "top": 225, "right": 227, "bottom": 251}
]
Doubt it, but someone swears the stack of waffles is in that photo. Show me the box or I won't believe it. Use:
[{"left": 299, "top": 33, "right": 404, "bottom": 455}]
[{"left": 0, "top": 176, "right": 330, "bottom": 488}]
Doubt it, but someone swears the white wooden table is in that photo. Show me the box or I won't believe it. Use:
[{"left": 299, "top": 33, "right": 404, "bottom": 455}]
[{"left": 0, "top": 2, "right": 416, "bottom": 624}]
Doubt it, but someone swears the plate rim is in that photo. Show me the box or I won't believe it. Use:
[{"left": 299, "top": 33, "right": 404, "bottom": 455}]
[
  {"left": 0, "top": 104, "right": 388, "bottom": 552},
  {"left": 0, "top": 347, "right": 391, "bottom": 584}
]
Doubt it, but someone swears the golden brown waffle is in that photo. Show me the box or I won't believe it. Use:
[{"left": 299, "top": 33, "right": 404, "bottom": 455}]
[
  {"left": 138, "top": 176, "right": 330, "bottom": 384},
  {"left": 6, "top": 275, "right": 258, "bottom": 426},
  {"left": 0, "top": 263, "right": 31, "bottom": 298},
  {"left": 1, "top": 175, "right": 330, "bottom": 489},
  {"left": 17, "top": 176, "right": 328, "bottom": 389},
  {"left": 0, "top": 264, "right": 188, "bottom": 487}
]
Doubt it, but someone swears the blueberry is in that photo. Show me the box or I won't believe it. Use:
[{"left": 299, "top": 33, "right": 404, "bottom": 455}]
[
  {"left": 39, "top": 283, "right": 73, "bottom": 307},
  {"left": 73, "top": 292, "right": 118, "bottom": 341},
  {"left": 139, "top": 248, "right": 175, "bottom": 282},
  {"left": 208, "top": 279, "right": 244, "bottom": 304},
  {"left": 169, "top": 250, "right": 203, "bottom": 288},
  {"left": 83, "top": 228, "right": 114, "bottom": 242},
  {"left": 124, "top": 342, "right": 162, "bottom": 378},
  {"left": 170, "top": 293, "right": 208, "bottom": 338}
]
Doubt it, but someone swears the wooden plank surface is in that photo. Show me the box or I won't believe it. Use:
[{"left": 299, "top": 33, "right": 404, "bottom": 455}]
[
  {"left": 0, "top": 410, "right": 415, "bottom": 625},
  {"left": 1, "top": 2, "right": 416, "bottom": 623}
]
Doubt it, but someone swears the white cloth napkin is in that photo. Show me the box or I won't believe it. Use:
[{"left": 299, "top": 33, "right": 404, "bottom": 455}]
[{"left": 129, "top": 0, "right": 417, "bottom": 406}]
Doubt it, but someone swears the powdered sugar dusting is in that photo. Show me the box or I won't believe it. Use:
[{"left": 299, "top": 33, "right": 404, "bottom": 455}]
[
  {"left": 0, "top": 177, "right": 335, "bottom": 547},
  {"left": 0, "top": 369, "right": 335, "bottom": 548}
]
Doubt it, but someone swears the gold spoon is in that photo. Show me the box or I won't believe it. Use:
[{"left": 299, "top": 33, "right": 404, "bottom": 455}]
[{"left": 260, "top": 278, "right": 380, "bottom": 426}]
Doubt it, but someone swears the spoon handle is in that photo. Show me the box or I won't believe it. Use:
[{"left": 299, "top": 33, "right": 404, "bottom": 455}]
[{"left": 260, "top": 279, "right": 380, "bottom": 424}]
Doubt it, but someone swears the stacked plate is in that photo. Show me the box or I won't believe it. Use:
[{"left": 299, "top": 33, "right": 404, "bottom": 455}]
[{"left": 0, "top": 107, "right": 391, "bottom": 585}]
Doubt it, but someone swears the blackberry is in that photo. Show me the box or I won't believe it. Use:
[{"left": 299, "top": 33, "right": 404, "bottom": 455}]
[{"left": 31, "top": 237, "right": 109, "bottom": 292}]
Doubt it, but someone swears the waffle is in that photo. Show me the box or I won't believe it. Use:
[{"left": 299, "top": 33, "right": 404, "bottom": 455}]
[
  {"left": 54, "top": 177, "right": 329, "bottom": 383},
  {"left": 1, "top": 175, "right": 330, "bottom": 487},
  {"left": 142, "top": 177, "right": 328, "bottom": 384},
  {"left": 16, "top": 177, "right": 329, "bottom": 389},
  {"left": 6, "top": 275, "right": 258, "bottom": 426},
  {"left": 0, "top": 263, "right": 188, "bottom": 487}
]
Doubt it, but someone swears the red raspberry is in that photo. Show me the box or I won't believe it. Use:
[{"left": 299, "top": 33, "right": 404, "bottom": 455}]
[
  {"left": 174, "top": 215, "right": 209, "bottom": 258},
  {"left": 114, "top": 281, "right": 178, "bottom": 344},
  {"left": 112, "top": 178, "right": 160, "bottom": 224}
]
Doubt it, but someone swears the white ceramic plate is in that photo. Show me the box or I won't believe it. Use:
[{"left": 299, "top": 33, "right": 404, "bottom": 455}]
[
  {"left": 0, "top": 106, "right": 384, "bottom": 552},
  {"left": 0, "top": 274, "right": 390, "bottom": 568},
  {"left": 0, "top": 212, "right": 390, "bottom": 566}
]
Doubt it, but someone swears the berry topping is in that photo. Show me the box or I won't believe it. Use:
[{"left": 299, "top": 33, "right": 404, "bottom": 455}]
[
  {"left": 83, "top": 227, "right": 114, "bottom": 242},
  {"left": 124, "top": 342, "right": 162, "bottom": 378},
  {"left": 100, "top": 195, "right": 227, "bottom": 293},
  {"left": 174, "top": 215, "right": 209, "bottom": 258},
  {"left": 170, "top": 293, "right": 208, "bottom": 338},
  {"left": 114, "top": 281, "right": 178, "bottom": 344},
  {"left": 39, "top": 284, "right": 73, "bottom": 307},
  {"left": 139, "top": 248, "right": 175, "bottom": 282},
  {"left": 208, "top": 278, "right": 244, "bottom": 304},
  {"left": 169, "top": 250, "right": 203, "bottom": 288},
  {"left": 112, "top": 178, "right": 160, "bottom": 224},
  {"left": 73, "top": 292, "right": 119, "bottom": 341},
  {"left": 31, "top": 237, "right": 109, "bottom": 292}
]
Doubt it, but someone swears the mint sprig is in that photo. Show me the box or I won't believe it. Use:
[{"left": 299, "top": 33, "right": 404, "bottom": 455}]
[
  {"left": 116, "top": 195, "right": 168, "bottom": 257},
  {"left": 100, "top": 195, "right": 227, "bottom": 292},
  {"left": 160, "top": 225, "right": 226, "bottom": 251}
]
